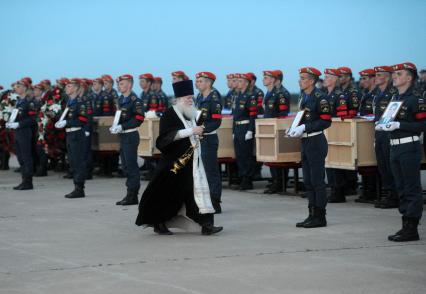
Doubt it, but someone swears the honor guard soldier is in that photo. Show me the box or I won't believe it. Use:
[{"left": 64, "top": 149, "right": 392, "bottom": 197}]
[
  {"left": 102, "top": 74, "right": 119, "bottom": 111},
  {"left": 289, "top": 67, "right": 331, "bottom": 228},
  {"left": 262, "top": 70, "right": 291, "bottom": 194},
  {"left": 111, "top": 74, "right": 145, "bottom": 205},
  {"left": 224, "top": 74, "right": 238, "bottom": 112},
  {"left": 368, "top": 66, "right": 399, "bottom": 208},
  {"left": 247, "top": 72, "right": 265, "bottom": 116},
  {"left": 195, "top": 71, "right": 223, "bottom": 213},
  {"left": 323, "top": 68, "right": 350, "bottom": 202},
  {"left": 153, "top": 77, "right": 168, "bottom": 112},
  {"left": 232, "top": 73, "right": 258, "bottom": 190},
  {"left": 92, "top": 77, "right": 112, "bottom": 116},
  {"left": 55, "top": 78, "right": 89, "bottom": 198},
  {"left": 354, "top": 69, "right": 379, "bottom": 203},
  {"left": 376, "top": 62, "right": 425, "bottom": 242},
  {"left": 32, "top": 83, "right": 48, "bottom": 177},
  {"left": 358, "top": 69, "right": 377, "bottom": 116},
  {"left": 6, "top": 79, "right": 37, "bottom": 190},
  {"left": 139, "top": 73, "right": 161, "bottom": 116},
  {"left": 332, "top": 66, "right": 361, "bottom": 200},
  {"left": 80, "top": 79, "right": 94, "bottom": 180}
]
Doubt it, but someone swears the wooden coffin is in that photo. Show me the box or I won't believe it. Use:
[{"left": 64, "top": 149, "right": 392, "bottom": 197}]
[
  {"left": 91, "top": 116, "right": 120, "bottom": 151},
  {"left": 217, "top": 116, "right": 235, "bottom": 158},
  {"left": 137, "top": 117, "right": 161, "bottom": 157},
  {"left": 255, "top": 118, "right": 301, "bottom": 163},
  {"left": 324, "top": 118, "right": 376, "bottom": 170}
]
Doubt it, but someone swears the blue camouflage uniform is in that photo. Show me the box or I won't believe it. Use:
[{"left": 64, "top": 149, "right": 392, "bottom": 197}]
[
  {"left": 118, "top": 91, "right": 145, "bottom": 194},
  {"left": 196, "top": 88, "right": 223, "bottom": 206}
]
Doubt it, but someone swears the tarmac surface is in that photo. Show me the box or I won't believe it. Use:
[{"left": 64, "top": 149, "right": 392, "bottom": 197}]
[{"left": 1, "top": 160, "right": 425, "bottom": 294}]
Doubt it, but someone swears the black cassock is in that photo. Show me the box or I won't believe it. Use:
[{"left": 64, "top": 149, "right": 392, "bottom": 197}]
[{"left": 135, "top": 107, "right": 213, "bottom": 227}]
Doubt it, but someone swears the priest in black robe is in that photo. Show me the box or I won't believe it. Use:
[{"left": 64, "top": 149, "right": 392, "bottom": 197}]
[{"left": 135, "top": 80, "right": 223, "bottom": 235}]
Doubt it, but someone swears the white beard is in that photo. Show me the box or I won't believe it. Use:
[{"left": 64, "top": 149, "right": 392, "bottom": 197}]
[{"left": 176, "top": 100, "right": 197, "bottom": 120}]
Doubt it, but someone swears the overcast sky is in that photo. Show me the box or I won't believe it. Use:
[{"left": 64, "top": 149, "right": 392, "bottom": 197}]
[{"left": 1, "top": 0, "right": 425, "bottom": 94}]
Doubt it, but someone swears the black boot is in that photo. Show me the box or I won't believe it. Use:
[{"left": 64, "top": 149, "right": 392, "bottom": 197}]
[
  {"left": 201, "top": 224, "right": 223, "bottom": 235},
  {"left": 303, "top": 207, "right": 327, "bottom": 228},
  {"left": 239, "top": 177, "right": 253, "bottom": 191},
  {"left": 388, "top": 217, "right": 419, "bottom": 242},
  {"left": 153, "top": 223, "right": 173, "bottom": 235},
  {"left": 0, "top": 152, "right": 10, "bottom": 170},
  {"left": 328, "top": 187, "right": 346, "bottom": 203},
  {"left": 378, "top": 190, "right": 399, "bottom": 209},
  {"left": 296, "top": 206, "right": 314, "bottom": 227},
  {"left": 116, "top": 190, "right": 138, "bottom": 205},
  {"left": 65, "top": 184, "right": 85, "bottom": 198},
  {"left": 13, "top": 177, "right": 34, "bottom": 190}
]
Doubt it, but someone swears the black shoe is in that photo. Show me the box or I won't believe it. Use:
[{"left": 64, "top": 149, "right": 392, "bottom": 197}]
[
  {"left": 201, "top": 225, "right": 223, "bottom": 235},
  {"left": 328, "top": 188, "right": 346, "bottom": 203},
  {"left": 14, "top": 167, "right": 21, "bottom": 173},
  {"left": 212, "top": 200, "right": 222, "bottom": 214},
  {"left": 303, "top": 207, "right": 327, "bottom": 228},
  {"left": 116, "top": 191, "right": 138, "bottom": 205},
  {"left": 388, "top": 217, "right": 419, "bottom": 242},
  {"left": 296, "top": 206, "right": 314, "bottom": 227},
  {"left": 65, "top": 185, "right": 85, "bottom": 198},
  {"left": 13, "top": 178, "right": 33, "bottom": 190},
  {"left": 154, "top": 223, "right": 173, "bottom": 235}
]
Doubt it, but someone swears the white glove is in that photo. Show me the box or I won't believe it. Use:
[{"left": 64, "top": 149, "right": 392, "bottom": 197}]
[
  {"left": 245, "top": 131, "right": 253, "bottom": 141},
  {"left": 6, "top": 122, "right": 19, "bottom": 129},
  {"left": 375, "top": 124, "right": 384, "bottom": 131},
  {"left": 85, "top": 131, "right": 90, "bottom": 137},
  {"left": 110, "top": 125, "right": 123, "bottom": 134},
  {"left": 383, "top": 121, "right": 400, "bottom": 132},
  {"left": 55, "top": 120, "right": 66, "bottom": 129},
  {"left": 289, "top": 124, "right": 305, "bottom": 138},
  {"left": 285, "top": 128, "right": 291, "bottom": 136}
]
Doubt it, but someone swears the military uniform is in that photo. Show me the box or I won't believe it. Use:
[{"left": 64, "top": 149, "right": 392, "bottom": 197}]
[
  {"left": 299, "top": 88, "right": 331, "bottom": 223},
  {"left": 195, "top": 74, "right": 223, "bottom": 212},
  {"left": 252, "top": 85, "right": 265, "bottom": 116},
  {"left": 62, "top": 92, "right": 89, "bottom": 198},
  {"left": 263, "top": 71, "right": 291, "bottom": 194},
  {"left": 232, "top": 74, "right": 257, "bottom": 190},
  {"left": 11, "top": 94, "right": 38, "bottom": 190},
  {"left": 372, "top": 68, "right": 399, "bottom": 208},
  {"left": 328, "top": 79, "right": 361, "bottom": 202},
  {"left": 93, "top": 89, "right": 114, "bottom": 116},
  {"left": 359, "top": 89, "right": 376, "bottom": 116},
  {"left": 115, "top": 75, "right": 145, "bottom": 205},
  {"left": 384, "top": 63, "right": 425, "bottom": 242},
  {"left": 81, "top": 89, "right": 94, "bottom": 179},
  {"left": 224, "top": 89, "right": 238, "bottom": 112},
  {"left": 294, "top": 67, "right": 331, "bottom": 228}
]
